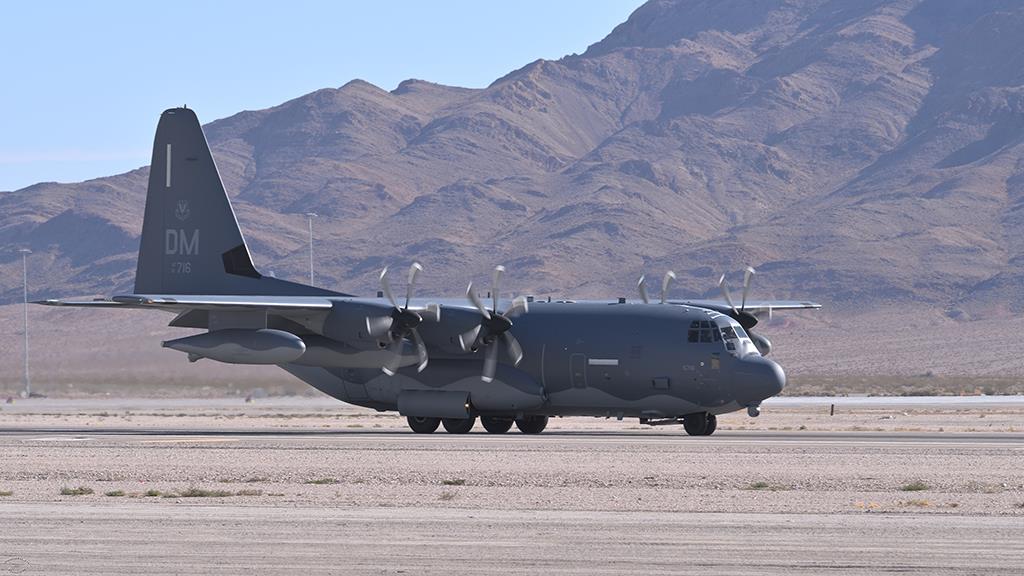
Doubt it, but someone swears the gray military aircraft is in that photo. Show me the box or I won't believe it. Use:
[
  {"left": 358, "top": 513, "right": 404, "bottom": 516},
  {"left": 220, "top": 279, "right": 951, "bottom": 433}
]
[{"left": 39, "top": 108, "right": 820, "bottom": 435}]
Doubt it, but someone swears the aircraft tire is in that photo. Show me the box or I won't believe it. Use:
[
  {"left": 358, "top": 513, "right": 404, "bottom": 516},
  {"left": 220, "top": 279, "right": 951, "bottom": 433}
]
[
  {"left": 682, "top": 413, "right": 711, "bottom": 436},
  {"left": 702, "top": 414, "right": 717, "bottom": 436},
  {"left": 515, "top": 415, "right": 548, "bottom": 434},
  {"left": 407, "top": 416, "right": 441, "bottom": 434},
  {"left": 442, "top": 417, "right": 476, "bottom": 434},
  {"left": 481, "top": 416, "right": 514, "bottom": 434}
]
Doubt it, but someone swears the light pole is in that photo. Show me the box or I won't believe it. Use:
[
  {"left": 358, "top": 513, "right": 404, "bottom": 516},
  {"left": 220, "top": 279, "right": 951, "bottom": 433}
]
[
  {"left": 305, "top": 213, "right": 317, "bottom": 286},
  {"left": 18, "top": 248, "right": 31, "bottom": 398}
]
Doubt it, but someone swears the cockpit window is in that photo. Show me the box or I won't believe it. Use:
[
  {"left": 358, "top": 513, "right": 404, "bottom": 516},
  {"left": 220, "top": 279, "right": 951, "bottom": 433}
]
[{"left": 688, "top": 320, "right": 721, "bottom": 343}]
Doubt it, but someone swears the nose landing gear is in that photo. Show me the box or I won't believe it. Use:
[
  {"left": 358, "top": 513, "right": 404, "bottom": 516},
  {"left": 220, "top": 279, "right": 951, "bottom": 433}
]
[{"left": 682, "top": 412, "right": 717, "bottom": 436}]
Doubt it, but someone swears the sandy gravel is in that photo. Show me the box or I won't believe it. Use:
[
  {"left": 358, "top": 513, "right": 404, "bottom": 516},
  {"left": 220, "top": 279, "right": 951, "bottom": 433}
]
[
  {"left": 0, "top": 399, "right": 1021, "bottom": 574},
  {"left": 1, "top": 505, "right": 1021, "bottom": 576}
]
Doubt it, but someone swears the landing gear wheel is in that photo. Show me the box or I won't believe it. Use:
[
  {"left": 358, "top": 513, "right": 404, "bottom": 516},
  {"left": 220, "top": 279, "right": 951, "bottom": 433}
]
[
  {"left": 683, "top": 412, "right": 716, "bottom": 436},
  {"left": 515, "top": 415, "right": 548, "bottom": 434},
  {"left": 480, "top": 416, "right": 514, "bottom": 434},
  {"left": 407, "top": 416, "right": 440, "bottom": 434},
  {"left": 702, "top": 414, "right": 717, "bottom": 436},
  {"left": 441, "top": 417, "right": 476, "bottom": 434}
]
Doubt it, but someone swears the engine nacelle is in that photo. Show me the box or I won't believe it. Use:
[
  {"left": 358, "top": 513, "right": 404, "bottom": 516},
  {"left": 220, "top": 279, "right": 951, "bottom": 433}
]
[
  {"left": 320, "top": 301, "right": 392, "bottom": 352},
  {"left": 750, "top": 332, "right": 772, "bottom": 356},
  {"left": 163, "top": 329, "right": 305, "bottom": 364},
  {"left": 293, "top": 335, "right": 419, "bottom": 369}
]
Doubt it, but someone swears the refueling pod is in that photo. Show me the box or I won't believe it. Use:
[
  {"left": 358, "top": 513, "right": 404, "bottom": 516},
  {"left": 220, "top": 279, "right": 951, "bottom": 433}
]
[{"left": 163, "top": 329, "right": 305, "bottom": 364}]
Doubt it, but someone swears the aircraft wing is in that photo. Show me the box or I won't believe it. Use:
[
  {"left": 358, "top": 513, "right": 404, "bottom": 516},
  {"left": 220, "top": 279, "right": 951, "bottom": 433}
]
[
  {"left": 36, "top": 294, "right": 335, "bottom": 313},
  {"left": 673, "top": 299, "right": 821, "bottom": 317}
]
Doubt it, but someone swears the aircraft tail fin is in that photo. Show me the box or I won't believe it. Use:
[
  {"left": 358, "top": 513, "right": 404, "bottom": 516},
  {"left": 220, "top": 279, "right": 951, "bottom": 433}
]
[{"left": 134, "top": 108, "right": 338, "bottom": 297}]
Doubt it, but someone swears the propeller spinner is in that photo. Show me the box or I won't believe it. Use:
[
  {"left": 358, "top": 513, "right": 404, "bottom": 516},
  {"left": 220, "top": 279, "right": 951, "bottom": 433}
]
[{"left": 459, "top": 265, "right": 529, "bottom": 383}]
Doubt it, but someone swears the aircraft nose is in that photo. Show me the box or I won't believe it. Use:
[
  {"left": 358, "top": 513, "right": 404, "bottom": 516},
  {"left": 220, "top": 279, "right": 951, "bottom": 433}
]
[{"left": 735, "top": 356, "right": 786, "bottom": 404}]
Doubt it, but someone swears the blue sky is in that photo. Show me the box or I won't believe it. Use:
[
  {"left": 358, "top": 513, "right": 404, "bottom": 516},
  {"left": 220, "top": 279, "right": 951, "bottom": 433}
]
[{"left": 0, "top": 0, "right": 642, "bottom": 191}]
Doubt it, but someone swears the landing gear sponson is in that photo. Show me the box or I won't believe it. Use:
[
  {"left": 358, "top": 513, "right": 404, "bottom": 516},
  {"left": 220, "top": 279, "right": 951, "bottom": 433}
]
[{"left": 406, "top": 415, "right": 550, "bottom": 434}]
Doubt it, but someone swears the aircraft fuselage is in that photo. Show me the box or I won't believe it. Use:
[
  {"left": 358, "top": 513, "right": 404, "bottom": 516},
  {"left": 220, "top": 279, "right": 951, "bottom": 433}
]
[{"left": 281, "top": 299, "right": 784, "bottom": 420}]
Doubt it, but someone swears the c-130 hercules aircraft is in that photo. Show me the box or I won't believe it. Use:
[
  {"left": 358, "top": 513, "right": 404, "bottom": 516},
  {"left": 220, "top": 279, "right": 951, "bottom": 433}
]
[{"left": 40, "top": 108, "right": 820, "bottom": 435}]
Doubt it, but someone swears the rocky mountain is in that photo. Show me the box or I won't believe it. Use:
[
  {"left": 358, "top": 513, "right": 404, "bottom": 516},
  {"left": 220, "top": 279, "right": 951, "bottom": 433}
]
[{"left": 3, "top": 0, "right": 1024, "bottom": 322}]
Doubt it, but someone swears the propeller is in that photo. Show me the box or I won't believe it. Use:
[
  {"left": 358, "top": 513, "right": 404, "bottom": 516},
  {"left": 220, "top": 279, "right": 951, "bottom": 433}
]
[
  {"left": 365, "top": 262, "right": 440, "bottom": 375},
  {"left": 459, "top": 265, "right": 529, "bottom": 383},
  {"left": 718, "top": 266, "right": 774, "bottom": 355},
  {"left": 717, "top": 266, "right": 759, "bottom": 331},
  {"left": 636, "top": 270, "right": 677, "bottom": 304}
]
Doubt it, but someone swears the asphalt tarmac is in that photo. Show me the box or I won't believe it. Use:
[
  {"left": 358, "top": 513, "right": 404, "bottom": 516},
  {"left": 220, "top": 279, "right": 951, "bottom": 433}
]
[{"left": 0, "top": 404, "right": 1022, "bottom": 576}]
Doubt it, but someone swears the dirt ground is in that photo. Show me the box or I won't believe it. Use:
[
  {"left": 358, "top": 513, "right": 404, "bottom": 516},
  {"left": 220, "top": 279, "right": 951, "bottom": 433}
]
[{"left": 0, "top": 398, "right": 1021, "bottom": 574}]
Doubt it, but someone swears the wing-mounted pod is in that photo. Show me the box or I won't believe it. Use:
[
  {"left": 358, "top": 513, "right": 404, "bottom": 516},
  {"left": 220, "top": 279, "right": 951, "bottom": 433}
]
[{"left": 163, "top": 329, "right": 306, "bottom": 364}]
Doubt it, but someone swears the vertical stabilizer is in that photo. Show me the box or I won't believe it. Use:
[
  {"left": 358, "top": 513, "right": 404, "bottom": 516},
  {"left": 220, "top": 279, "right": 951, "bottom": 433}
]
[{"left": 134, "top": 108, "right": 337, "bottom": 296}]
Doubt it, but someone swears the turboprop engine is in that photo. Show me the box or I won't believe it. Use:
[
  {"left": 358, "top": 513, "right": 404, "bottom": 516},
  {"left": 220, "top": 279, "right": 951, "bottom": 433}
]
[{"left": 163, "top": 329, "right": 306, "bottom": 364}]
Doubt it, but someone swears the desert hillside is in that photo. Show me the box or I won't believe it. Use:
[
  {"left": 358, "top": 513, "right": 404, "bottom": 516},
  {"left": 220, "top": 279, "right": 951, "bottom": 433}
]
[{"left": 2, "top": 0, "right": 1024, "bottom": 390}]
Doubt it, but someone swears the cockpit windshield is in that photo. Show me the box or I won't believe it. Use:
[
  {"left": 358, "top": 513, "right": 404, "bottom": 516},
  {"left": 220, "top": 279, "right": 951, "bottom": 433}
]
[
  {"left": 687, "top": 320, "right": 720, "bottom": 343},
  {"left": 688, "top": 317, "right": 756, "bottom": 354}
]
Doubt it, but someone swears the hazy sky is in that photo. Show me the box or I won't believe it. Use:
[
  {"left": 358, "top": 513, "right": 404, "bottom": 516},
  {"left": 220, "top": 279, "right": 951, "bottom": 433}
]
[{"left": 0, "top": 0, "right": 643, "bottom": 191}]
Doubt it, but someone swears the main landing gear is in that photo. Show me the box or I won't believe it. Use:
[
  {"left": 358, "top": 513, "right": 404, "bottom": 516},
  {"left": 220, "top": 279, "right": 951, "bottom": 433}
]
[
  {"left": 682, "top": 412, "right": 717, "bottom": 436},
  {"left": 515, "top": 415, "right": 548, "bottom": 434},
  {"left": 407, "top": 416, "right": 477, "bottom": 434},
  {"left": 441, "top": 417, "right": 476, "bottom": 434},
  {"left": 481, "top": 416, "right": 514, "bottom": 434},
  {"left": 406, "top": 416, "right": 441, "bottom": 434},
  {"left": 406, "top": 415, "right": 549, "bottom": 434}
]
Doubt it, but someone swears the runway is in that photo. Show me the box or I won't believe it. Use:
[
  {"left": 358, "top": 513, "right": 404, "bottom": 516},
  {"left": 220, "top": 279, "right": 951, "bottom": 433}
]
[
  {"left": 1, "top": 399, "right": 1022, "bottom": 574},
  {"left": 2, "top": 503, "right": 1020, "bottom": 575}
]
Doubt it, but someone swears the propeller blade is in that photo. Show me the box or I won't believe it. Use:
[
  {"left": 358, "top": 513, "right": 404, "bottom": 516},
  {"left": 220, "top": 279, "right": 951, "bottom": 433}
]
[
  {"left": 405, "top": 262, "right": 423, "bottom": 309},
  {"left": 741, "top": 266, "right": 756, "bottom": 311},
  {"left": 502, "top": 333, "right": 524, "bottom": 366},
  {"left": 365, "top": 316, "right": 393, "bottom": 339},
  {"left": 660, "top": 270, "right": 677, "bottom": 304},
  {"left": 506, "top": 295, "right": 529, "bottom": 318},
  {"left": 381, "top": 339, "right": 404, "bottom": 376},
  {"left": 637, "top": 275, "right": 650, "bottom": 304},
  {"left": 379, "top": 267, "right": 398, "bottom": 309},
  {"left": 718, "top": 273, "right": 738, "bottom": 314},
  {"left": 482, "top": 341, "right": 499, "bottom": 383},
  {"left": 420, "top": 302, "right": 441, "bottom": 323},
  {"left": 410, "top": 329, "right": 428, "bottom": 372},
  {"left": 492, "top": 265, "right": 505, "bottom": 313},
  {"left": 467, "top": 283, "right": 491, "bottom": 319},
  {"left": 458, "top": 325, "right": 482, "bottom": 352}
]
